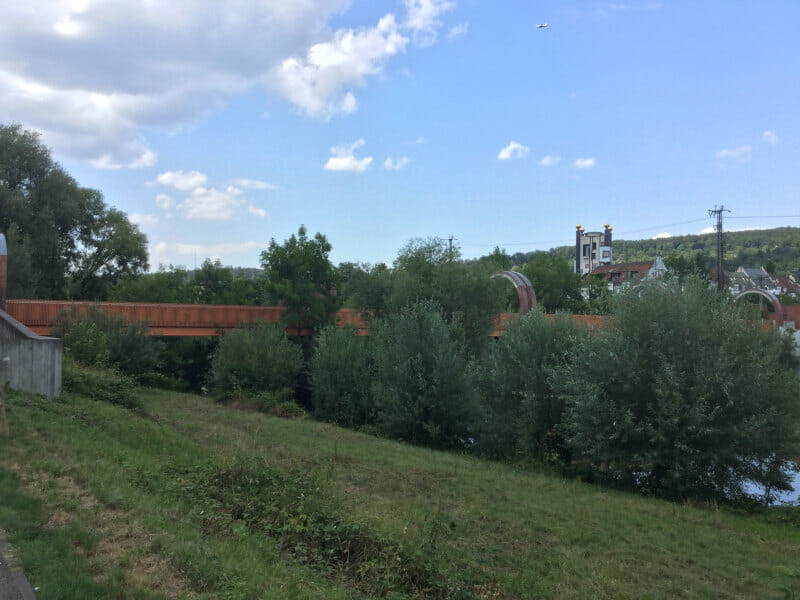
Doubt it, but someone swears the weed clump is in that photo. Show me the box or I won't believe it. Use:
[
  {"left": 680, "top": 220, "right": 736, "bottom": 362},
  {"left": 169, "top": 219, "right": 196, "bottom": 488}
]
[
  {"left": 62, "top": 356, "right": 140, "bottom": 410},
  {"left": 191, "top": 457, "right": 481, "bottom": 599}
]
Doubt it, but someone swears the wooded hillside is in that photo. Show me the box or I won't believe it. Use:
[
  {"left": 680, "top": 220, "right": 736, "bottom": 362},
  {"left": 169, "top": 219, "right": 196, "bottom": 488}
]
[{"left": 513, "top": 227, "right": 800, "bottom": 276}]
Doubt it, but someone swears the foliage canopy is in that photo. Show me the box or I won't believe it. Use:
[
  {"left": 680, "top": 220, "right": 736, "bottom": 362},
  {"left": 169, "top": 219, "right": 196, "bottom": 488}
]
[
  {"left": 1, "top": 123, "right": 148, "bottom": 299},
  {"left": 261, "top": 225, "right": 340, "bottom": 333}
]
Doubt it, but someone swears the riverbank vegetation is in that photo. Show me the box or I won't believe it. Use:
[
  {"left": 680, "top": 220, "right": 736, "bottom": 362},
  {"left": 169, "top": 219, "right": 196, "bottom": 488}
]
[
  {"left": 1, "top": 386, "right": 799, "bottom": 599},
  {"left": 52, "top": 232, "right": 800, "bottom": 506}
]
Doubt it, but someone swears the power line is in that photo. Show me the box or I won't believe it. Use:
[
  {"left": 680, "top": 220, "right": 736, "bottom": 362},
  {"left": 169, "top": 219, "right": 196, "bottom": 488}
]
[
  {"left": 459, "top": 214, "right": 797, "bottom": 253},
  {"left": 726, "top": 215, "right": 800, "bottom": 220},
  {"left": 461, "top": 238, "right": 573, "bottom": 248},
  {"left": 613, "top": 218, "right": 709, "bottom": 236},
  {"left": 461, "top": 218, "right": 709, "bottom": 249}
]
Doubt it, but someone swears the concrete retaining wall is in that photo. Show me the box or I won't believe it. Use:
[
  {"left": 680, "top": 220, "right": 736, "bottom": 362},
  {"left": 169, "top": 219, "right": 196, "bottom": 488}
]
[{"left": 0, "top": 309, "right": 62, "bottom": 398}]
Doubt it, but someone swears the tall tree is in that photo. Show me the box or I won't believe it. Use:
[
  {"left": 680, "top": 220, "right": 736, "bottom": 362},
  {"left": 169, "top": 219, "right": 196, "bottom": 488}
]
[
  {"left": 0, "top": 123, "right": 148, "bottom": 299},
  {"left": 663, "top": 251, "right": 710, "bottom": 284},
  {"left": 260, "top": 225, "right": 339, "bottom": 332},
  {"left": 390, "top": 237, "right": 506, "bottom": 355},
  {"left": 520, "top": 253, "right": 584, "bottom": 313}
]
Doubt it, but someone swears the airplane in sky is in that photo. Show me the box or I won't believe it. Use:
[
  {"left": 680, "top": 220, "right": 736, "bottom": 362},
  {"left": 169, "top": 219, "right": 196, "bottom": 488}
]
[{"left": 536, "top": 23, "right": 548, "bottom": 28}]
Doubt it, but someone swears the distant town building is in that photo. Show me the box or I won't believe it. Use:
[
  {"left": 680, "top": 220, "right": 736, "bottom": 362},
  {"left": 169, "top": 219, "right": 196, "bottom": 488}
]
[
  {"left": 575, "top": 223, "right": 613, "bottom": 275},
  {"left": 583, "top": 255, "right": 669, "bottom": 293},
  {"left": 727, "top": 266, "right": 799, "bottom": 299},
  {"left": 773, "top": 273, "right": 800, "bottom": 298}
]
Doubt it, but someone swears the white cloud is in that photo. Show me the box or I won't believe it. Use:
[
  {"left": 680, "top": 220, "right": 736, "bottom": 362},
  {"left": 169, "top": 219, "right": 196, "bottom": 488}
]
[
  {"left": 274, "top": 14, "right": 408, "bottom": 118},
  {"left": 178, "top": 186, "right": 244, "bottom": 220},
  {"left": 762, "top": 130, "right": 778, "bottom": 145},
  {"left": 174, "top": 241, "right": 263, "bottom": 256},
  {"left": 539, "top": 155, "right": 561, "bottom": 167},
  {"left": 573, "top": 157, "right": 596, "bottom": 169},
  {"left": 155, "top": 194, "right": 175, "bottom": 210},
  {"left": 156, "top": 171, "right": 270, "bottom": 219},
  {"left": 230, "top": 178, "right": 277, "bottom": 190},
  {"left": 497, "top": 141, "right": 530, "bottom": 160},
  {"left": 716, "top": 145, "right": 752, "bottom": 162},
  {"left": 157, "top": 170, "right": 208, "bottom": 191},
  {"left": 53, "top": 15, "right": 83, "bottom": 37},
  {"left": 700, "top": 225, "right": 768, "bottom": 236},
  {"left": 324, "top": 139, "right": 373, "bottom": 172},
  {"left": 447, "top": 23, "right": 469, "bottom": 41},
  {"left": 0, "top": 0, "right": 449, "bottom": 166},
  {"left": 129, "top": 213, "right": 158, "bottom": 227},
  {"left": 384, "top": 156, "right": 409, "bottom": 170},
  {"left": 1, "top": 2, "right": 455, "bottom": 166},
  {"left": 150, "top": 240, "right": 264, "bottom": 269},
  {"left": 248, "top": 203, "right": 268, "bottom": 218},
  {"left": 415, "top": 136, "right": 425, "bottom": 144},
  {"left": 653, "top": 232, "right": 671, "bottom": 239},
  {"left": 91, "top": 148, "right": 157, "bottom": 170},
  {"left": 404, "top": 0, "right": 456, "bottom": 46}
]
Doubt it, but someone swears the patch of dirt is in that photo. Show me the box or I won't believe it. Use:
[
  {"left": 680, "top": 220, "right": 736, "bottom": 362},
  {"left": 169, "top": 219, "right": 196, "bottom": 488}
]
[
  {"left": 45, "top": 509, "right": 70, "bottom": 529},
  {"left": 12, "top": 467, "right": 191, "bottom": 598},
  {"left": 0, "top": 528, "right": 20, "bottom": 567}
]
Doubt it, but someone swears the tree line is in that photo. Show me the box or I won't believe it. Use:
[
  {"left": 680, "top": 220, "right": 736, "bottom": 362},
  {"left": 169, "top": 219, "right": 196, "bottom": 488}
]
[
  {"left": 56, "top": 225, "right": 800, "bottom": 506},
  {"left": 533, "top": 228, "right": 800, "bottom": 278},
  {"left": 5, "top": 122, "right": 799, "bottom": 506},
  {"left": 1, "top": 124, "right": 148, "bottom": 299}
]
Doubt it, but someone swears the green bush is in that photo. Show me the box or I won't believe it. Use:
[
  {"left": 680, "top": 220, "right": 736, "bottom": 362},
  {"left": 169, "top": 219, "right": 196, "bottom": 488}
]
[
  {"left": 208, "top": 322, "right": 303, "bottom": 403},
  {"left": 62, "top": 356, "right": 140, "bottom": 410},
  {"left": 561, "top": 279, "right": 800, "bottom": 502},
  {"left": 160, "top": 337, "right": 218, "bottom": 392},
  {"left": 371, "top": 300, "right": 478, "bottom": 449},
  {"left": 310, "top": 325, "right": 375, "bottom": 427},
  {"left": 54, "top": 306, "right": 164, "bottom": 381},
  {"left": 475, "top": 310, "right": 586, "bottom": 461},
  {"left": 60, "top": 320, "right": 111, "bottom": 367}
]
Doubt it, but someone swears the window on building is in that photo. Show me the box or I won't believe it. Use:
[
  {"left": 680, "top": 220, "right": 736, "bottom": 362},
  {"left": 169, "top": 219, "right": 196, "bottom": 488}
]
[
  {"left": 602, "top": 250, "right": 610, "bottom": 258},
  {"left": 583, "top": 244, "right": 591, "bottom": 257}
]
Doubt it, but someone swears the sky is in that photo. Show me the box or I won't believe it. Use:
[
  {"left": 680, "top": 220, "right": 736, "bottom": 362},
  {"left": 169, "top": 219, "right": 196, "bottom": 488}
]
[{"left": 2, "top": 0, "right": 800, "bottom": 269}]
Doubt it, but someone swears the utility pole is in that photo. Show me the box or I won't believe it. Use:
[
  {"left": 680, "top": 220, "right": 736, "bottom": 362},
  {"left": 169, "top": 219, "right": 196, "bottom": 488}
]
[
  {"left": 708, "top": 205, "right": 730, "bottom": 293},
  {"left": 440, "top": 235, "right": 455, "bottom": 261}
]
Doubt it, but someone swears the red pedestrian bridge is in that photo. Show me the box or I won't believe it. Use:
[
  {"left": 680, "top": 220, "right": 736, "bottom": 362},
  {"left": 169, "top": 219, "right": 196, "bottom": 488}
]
[
  {"left": 5, "top": 294, "right": 797, "bottom": 338},
  {"left": 5, "top": 300, "right": 607, "bottom": 337}
]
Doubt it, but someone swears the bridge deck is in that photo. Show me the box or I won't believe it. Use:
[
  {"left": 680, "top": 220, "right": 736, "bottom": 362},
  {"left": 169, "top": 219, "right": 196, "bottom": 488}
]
[
  {"left": 6, "top": 299, "right": 796, "bottom": 337},
  {"left": 5, "top": 300, "right": 369, "bottom": 336}
]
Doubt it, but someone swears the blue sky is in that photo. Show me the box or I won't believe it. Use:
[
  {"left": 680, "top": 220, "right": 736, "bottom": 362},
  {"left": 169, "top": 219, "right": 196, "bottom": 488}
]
[{"left": 2, "top": 1, "right": 799, "bottom": 269}]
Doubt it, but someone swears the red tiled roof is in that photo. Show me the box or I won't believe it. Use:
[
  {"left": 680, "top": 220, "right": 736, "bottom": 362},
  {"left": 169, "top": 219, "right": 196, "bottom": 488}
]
[
  {"left": 773, "top": 274, "right": 799, "bottom": 293},
  {"left": 583, "top": 261, "right": 653, "bottom": 282}
]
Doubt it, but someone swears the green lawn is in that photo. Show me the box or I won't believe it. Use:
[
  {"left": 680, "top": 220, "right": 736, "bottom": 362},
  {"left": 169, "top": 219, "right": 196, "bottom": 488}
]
[{"left": 1, "top": 387, "right": 798, "bottom": 599}]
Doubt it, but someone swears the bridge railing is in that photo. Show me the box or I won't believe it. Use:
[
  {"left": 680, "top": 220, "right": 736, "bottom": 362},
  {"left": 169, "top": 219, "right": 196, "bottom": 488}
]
[{"left": 5, "top": 300, "right": 372, "bottom": 336}]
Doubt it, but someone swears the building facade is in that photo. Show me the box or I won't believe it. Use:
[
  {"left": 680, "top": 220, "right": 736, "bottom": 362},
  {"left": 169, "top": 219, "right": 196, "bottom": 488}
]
[{"left": 575, "top": 224, "right": 613, "bottom": 275}]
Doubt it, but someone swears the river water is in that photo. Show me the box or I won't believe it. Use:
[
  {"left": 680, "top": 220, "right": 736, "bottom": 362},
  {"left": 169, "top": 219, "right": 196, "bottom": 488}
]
[{"left": 746, "top": 469, "right": 800, "bottom": 505}]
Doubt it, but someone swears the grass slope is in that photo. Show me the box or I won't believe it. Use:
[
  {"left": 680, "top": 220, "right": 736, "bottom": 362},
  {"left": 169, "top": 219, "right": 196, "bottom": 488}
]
[{"left": 1, "top": 388, "right": 799, "bottom": 599}]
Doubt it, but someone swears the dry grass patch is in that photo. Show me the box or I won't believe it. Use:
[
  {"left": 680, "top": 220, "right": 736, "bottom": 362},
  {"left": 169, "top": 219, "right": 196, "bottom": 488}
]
[{"left": 11, "top": 467, "right": 190, "bottom": 598}]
